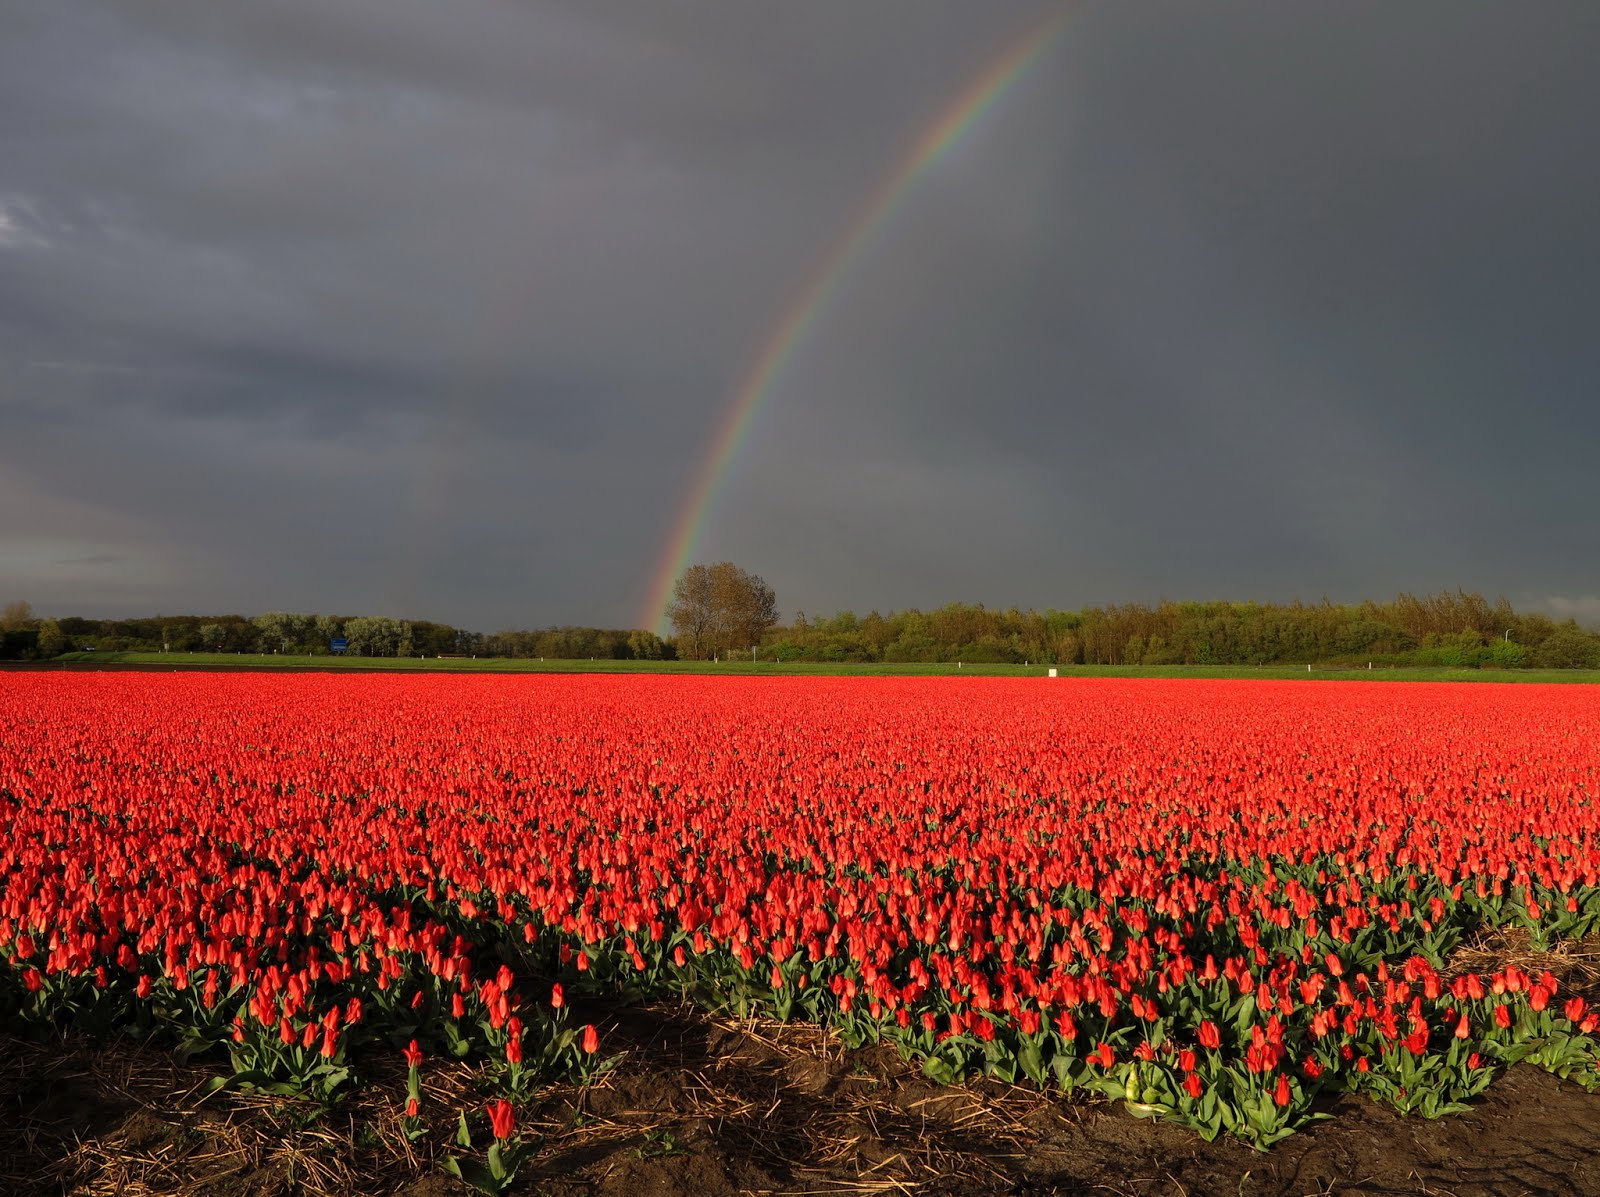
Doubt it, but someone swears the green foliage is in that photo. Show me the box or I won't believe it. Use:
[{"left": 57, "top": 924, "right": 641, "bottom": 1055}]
[
  {"left": 35, "top": 619, "right": 65, "bottom": 659},
  {"left": 342, "top": 616, "right": 414, "bottom": 658},
  {"left": 635, "top": 1128, "right": 688, "bottom": 1159},
  {"left": 1530, "top": 628, "right": 1600, "bottom": 669},
  {"left": 29, "top": 611, "right": 477, "bottom": 658},
  {"left": 14, "top": 589, "right": 1599, "bottom": 671},
  {"left": 442, "top": 1110, "right": 532, "bottom": 1195},
  {"left": 1486, "top": 638, "right": 1526, "bottom": 668},
  {"left": 626, "top": 629, "right": 667, "bottom": 660},
  {"left": 757, "top": 591, "right": 1600, "bottom": 670}
]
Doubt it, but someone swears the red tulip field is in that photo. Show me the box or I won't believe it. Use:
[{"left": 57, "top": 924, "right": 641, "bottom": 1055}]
[{"left": 3, "top": 672, "right": 1599, "bottom": 1191}]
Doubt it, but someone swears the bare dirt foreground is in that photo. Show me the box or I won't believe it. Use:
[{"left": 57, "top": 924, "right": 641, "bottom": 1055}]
[{"left": 3, "top": 999, "right": 1598, "bottom": 1197}]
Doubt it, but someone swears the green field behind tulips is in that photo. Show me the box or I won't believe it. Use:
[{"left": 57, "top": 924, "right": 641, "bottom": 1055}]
[{"left": 27, "top": 651, "right": 1600, "bottom": 682}]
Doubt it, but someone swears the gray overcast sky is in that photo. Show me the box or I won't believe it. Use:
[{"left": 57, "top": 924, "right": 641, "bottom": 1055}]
[{"left": 3, "top": 1, "right": 1599, "bottom": 630}]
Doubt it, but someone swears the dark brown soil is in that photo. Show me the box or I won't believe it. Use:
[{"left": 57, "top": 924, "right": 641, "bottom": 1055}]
[{"left": 4, "top": 1005, "right": 1597, "bottom": 1197}]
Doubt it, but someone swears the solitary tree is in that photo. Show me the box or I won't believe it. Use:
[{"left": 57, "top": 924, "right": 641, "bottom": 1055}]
[
  {"left": 711, "top": 561, "right": 777, "bottom": 656},
  {"left": 667, "top": 562, "right": 778, "bottom": 660},
  {"left": 667, "top": 566, "right": 716, "bottom": 659},
  {"left": 0, "top": 600, "right": 33, "bottom": 631}
]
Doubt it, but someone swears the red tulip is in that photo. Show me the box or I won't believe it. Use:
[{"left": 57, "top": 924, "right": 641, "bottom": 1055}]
[
  {"left": 3, "top": 670, "right": 1597, "bottom": 1142},
  {"left": 486, "top": 1099, "right": 515, "bottom": 1140}
]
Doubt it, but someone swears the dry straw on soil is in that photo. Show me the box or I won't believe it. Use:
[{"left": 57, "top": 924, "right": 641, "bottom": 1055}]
[
  {"left": 1443, "top": 929, "right": 1600, "bottom": 999},
  {"left": 0, "top": 1000, "right": 1056, "bottom": 1197},
  {"left": 6, "top": 962, "right": 1600, "bottom": 1197}
]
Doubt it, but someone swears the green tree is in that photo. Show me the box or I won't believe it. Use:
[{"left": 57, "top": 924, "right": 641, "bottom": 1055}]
[
  {"left": 35, "top": 619, "right": 65, "bottom": 659},
  {"left": 1529, "top": 627, "right": 1600, "bottom": 669},
  {"left": 344, "top": 616, "right": 411, "bottom": 657},
  {"left": 627, "top": 630, "right": 666, "bottom": 660},
  {"left": 252, "top": 611, "right": 314, "bottom": 653},
  {"left": 314, "top": 615, "right": 343, "bottom": 653}
]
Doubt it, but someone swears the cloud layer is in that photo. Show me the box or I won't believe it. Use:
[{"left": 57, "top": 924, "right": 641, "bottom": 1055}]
[{"left": 3, "top": 2, "right": 1598, "bottom": 628}]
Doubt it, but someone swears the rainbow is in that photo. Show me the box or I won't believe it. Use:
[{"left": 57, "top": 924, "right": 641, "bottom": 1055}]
[{"left": 637, "top": 8, "right": 1077, "bottom": 631}]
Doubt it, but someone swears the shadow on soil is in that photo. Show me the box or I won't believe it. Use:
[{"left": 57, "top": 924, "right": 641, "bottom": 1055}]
[{"left": 3, "top": 1003, "right": 1598, "bottom": 1196}]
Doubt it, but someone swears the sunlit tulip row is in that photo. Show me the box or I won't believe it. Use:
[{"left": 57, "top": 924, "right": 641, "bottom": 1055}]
[{"left": 2, "top": 673, "right": 1598, "bottom": 1146}]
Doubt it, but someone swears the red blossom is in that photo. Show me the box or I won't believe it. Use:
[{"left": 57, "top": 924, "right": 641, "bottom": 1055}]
[
  {"left": 486, "top": 1099, "right": 515, "bottom": 1140},
  {"left": 3, "top": 673, "right": 1598, "bottom": 1142},
  {"left": 1273, "top": 1074, "right": 1291, "bottom": 1106}
]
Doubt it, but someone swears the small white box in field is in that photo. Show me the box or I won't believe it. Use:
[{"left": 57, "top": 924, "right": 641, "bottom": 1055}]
[{"left": 1047, "top": 668, "right": 1057, "bottom": 678}]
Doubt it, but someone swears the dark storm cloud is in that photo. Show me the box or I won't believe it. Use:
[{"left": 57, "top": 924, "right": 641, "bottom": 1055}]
[{"left": 2, "top": 1, "right": 1598, "bottom": 629}]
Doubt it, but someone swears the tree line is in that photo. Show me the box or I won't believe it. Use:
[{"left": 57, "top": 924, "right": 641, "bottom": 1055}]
[
  {"left": 0, "top": 605, "right": 469, "bottom": 660},
  {"left": 0, "top": 602, "right": 670, "bottom": 663},
  {"left": 764, "top": 591, "right": 1600, "bottom": 669},
  {"left": 3, "top": 586, "right": 1598, "bottom": 669}
]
